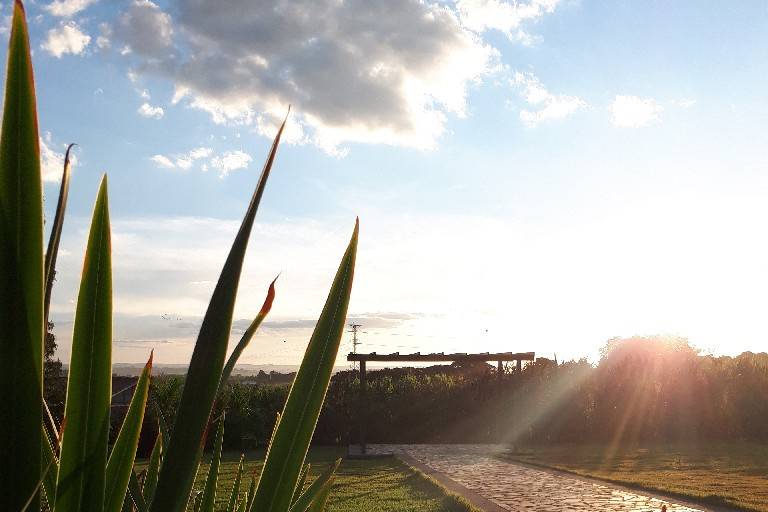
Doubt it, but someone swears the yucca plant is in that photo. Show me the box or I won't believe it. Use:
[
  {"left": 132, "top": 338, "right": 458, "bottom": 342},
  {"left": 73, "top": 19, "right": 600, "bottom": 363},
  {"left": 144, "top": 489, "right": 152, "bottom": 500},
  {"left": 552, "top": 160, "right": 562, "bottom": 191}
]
[{"left": 0, "top": 2, "right": 358, "bottom": 511}]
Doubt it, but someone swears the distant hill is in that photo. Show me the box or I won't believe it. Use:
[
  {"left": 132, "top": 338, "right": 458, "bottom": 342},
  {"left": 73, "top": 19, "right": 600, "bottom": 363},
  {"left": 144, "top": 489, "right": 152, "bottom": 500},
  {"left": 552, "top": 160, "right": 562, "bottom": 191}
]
[{"left": 105, "top": 363, "right": 347, "bottom": 377}]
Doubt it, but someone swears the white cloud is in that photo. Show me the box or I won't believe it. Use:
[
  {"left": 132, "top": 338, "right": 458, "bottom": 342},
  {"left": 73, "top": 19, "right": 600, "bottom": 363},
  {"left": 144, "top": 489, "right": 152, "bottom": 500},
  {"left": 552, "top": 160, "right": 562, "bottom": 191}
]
[
  {"left": 137, "top": 102, "right": 165, "bottom": 119},
  {"left": 209, "top": 150, "right": 252, "bottom": 177},
  {"left": 512, "top": 71, "right": 585, "bottom": 127},
  {"left": 456, "top": 0, "right": 559, "bottom": 43},
  {"left": 113, "top": 0, "right": 498, "bottom": 153},
  {"left": 151, "top": 146, "right": 215, "bottom": 171},
  {"left": 150, "top": 154, "right": 175, "bottom": 168},
  {"left": 41, "top": 23, "right": 91, "bottom": 58},
  {"left": 45, "top": 0, "right": 99, "bottom": 17},
  {"left": 188, "top": 147, "right": 213, "bottom": 160},
  {"left": 609, "top": 95, "right": 663, "bottom": 128},
  {"left": 40, "top": 132, "right": 77, "bottom": 183}
]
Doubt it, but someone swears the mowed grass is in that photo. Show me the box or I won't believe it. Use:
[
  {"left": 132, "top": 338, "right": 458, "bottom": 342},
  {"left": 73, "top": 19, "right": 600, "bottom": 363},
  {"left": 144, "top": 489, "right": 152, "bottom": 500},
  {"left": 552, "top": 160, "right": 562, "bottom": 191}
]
[
  {"left": 138, "top": 446, "right": 477, "bottom": 512},
  {"left": 505, "top": 441, "right": 768, "bottom": 512}
]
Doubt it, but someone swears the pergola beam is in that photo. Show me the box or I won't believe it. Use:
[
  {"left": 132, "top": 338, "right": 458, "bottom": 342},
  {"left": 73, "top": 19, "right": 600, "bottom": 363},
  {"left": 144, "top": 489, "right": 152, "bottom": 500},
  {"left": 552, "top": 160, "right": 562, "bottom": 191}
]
[{"left": 347, "top": 351, "right": 535, "bottom": 363}]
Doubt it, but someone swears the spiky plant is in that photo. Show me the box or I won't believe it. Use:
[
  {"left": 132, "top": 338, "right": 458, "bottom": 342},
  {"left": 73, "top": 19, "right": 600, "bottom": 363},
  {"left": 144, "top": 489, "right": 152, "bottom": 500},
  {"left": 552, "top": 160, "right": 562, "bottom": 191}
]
[{"left": 0, "top": 2, "right": 357, "bottom": 511}]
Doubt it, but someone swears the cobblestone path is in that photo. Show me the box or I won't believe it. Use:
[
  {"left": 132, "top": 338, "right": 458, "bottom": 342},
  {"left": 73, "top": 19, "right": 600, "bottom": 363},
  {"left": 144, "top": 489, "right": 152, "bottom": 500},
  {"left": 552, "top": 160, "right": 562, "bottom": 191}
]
[{"left": 369, "top": 444, "right": 710, "bottom": 512}]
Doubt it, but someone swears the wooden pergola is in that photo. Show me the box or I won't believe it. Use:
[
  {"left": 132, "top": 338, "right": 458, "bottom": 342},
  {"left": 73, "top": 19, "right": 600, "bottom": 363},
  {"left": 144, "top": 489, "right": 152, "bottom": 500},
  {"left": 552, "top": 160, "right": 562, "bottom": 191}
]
[{"left": 346, "top": 351, "right": 536, "bottom": 454}]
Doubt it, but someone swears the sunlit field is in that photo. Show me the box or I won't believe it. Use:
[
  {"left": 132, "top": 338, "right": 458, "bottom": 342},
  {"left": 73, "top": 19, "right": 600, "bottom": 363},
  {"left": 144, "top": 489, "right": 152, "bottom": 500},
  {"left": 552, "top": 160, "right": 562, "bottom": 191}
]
[
  {"left": 138, "top": 448, "right": 477, "bottom": 512},
  {"left": 506, "top": 441, "right": 768, "bottom": 512}
]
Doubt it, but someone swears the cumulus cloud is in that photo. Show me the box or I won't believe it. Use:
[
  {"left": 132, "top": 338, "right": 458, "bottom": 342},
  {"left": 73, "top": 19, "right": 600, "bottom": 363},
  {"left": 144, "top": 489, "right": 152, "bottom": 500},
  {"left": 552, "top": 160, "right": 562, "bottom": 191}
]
[
  {"left": 150, "top": 146, "right": 219, "bottom": 172},
  {"left": 112, "top": 0, "right": 499, "bottom": 153},
  {"left": 210, "top": 150, "right": 252, "bottom": 177},
  {"left": 609, "top": 95, "right": 663, "bottom": 128},
  {"left": 150, "top": 154, "right": 175, "bottom": 168},
  {"left": 45, "top": 0, "right": 99, "bottom": 17},
  {"left": 40, "top": 132, "right": 77, "bottom": 183},
  {"left": 137, "top": 102, "right": 165, "bottom": 119},
  {"left": 456, "top": 0, "right": 559, "bottom": 43},
  {"left": 512, "top": 71, "right": 585, "bottom": 127},
  {"left": 41, "top": 23, "right": 91, "bottom": 58},
  {"left": 114, "top": 0, "right": 173, "bottom": 57}
]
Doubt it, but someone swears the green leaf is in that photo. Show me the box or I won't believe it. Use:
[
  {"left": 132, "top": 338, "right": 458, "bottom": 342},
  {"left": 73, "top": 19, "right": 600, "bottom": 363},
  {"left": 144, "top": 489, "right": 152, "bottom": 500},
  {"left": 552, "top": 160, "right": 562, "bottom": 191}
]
[
  {"left": 0, "top": 2, "right": 44, "bottom": 509},
  {"left": 152, "top": 401, "right": 171, "bottom": 450},
  {"left": 41, "top": 424, "right": 60, "bottom": 507},
  {"left": 104, "top": 352, "right": 153, "bottom": 512},
  {"left": 291, "top": 463, "right": 311, "bottom": 506},
  {"left": 225, "top": 454, "right": 245, "bottom": 512},
  {"left": 20, "top": 451, "right": 58, "bottom": 512},
  {"left": 252, "top": 219, "right": 358, "bottom": 512},
  {"left": 245, "top": 474, "right": 257, "bottom": 512},
  {"left": 55, "top": 176, "right": 112, "bottom": 512},
  {"left": 219, "top": 277, "right": 277, "bottom": 391},
  {"left": 237, "top": 494, "right": 249, "bottom": 512},
  {"left": 288, "top": 460, "right": 340, "bottom": 512},
  {"left": 306, "top": 478, "right": 333, "bottom": 512},
  {"left": 127, "top": 468, "right": 147, "bottom": 512},
  {"left": 44, "top": 143, "right": 74, "bottom": 325},
  {"left": 142, "top": 429, "right": 163, "bottom": 506},
  {"left": 150, "top": 115, "right": 288, "bottom": 512},
  {"left": 200, "top": 415, "right": 225, "bottom": 512}
]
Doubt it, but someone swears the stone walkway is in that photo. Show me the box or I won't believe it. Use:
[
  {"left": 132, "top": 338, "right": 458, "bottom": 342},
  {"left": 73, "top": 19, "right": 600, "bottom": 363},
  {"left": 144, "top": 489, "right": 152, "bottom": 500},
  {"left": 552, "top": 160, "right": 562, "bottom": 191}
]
[{"left": 368, "top": 444, "right": 712, "bottom": 512}]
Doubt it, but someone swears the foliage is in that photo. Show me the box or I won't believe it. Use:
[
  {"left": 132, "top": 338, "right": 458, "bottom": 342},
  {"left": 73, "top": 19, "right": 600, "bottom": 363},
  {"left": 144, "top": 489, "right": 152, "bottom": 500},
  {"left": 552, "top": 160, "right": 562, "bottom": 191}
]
[
  {"left": 1, "top": 3, "right": 358, "bottom": 510},
  {"left": 148, "top": 337, "right": 768, "bottom": 451}
]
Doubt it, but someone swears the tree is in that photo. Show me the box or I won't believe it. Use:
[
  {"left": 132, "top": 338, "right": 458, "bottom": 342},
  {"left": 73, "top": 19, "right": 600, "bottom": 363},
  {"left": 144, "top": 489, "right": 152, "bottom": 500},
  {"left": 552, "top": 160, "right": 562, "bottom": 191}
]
[{"left": 44, "top": 319, "right": 65, "bottom": 423}]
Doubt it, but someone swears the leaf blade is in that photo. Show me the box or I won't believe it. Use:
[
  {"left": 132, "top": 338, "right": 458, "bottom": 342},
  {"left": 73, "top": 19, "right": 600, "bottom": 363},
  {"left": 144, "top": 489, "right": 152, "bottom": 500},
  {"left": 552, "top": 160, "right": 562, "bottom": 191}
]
[
  {"left": 43, "top": 143, "right": 74, "bottom": 325},
  {"left": 288, "top": 460, "right": 340, "bottom": 512},
  {"left": 150, "top": 117, "right": 287, "bottom": 512},
  {"left": 219, "top": 277, "right": 277, "bottom": 391},
  {"left": 0, "top": 2, "right": 44, "bottom": 509},
  {"left": 55, "top": 176, "right": 112, "bottom": 512},
  {"left": 225, "top": 454, "right": 245, "bottom": 512},
  {"left": 142, "top": 429, "right": 163, "bottom": 506},
  {"left": 104, "top": 352, "right": 153, "bottom": 512},
  {"left": 199, "top": 415, "right": 225, "bottom": 512},
  {"left": 252, "top": 219, "right": 358, "bottom": 512},
  {"left": 290, "top": 463, "right": 311, "bottom": 507}
]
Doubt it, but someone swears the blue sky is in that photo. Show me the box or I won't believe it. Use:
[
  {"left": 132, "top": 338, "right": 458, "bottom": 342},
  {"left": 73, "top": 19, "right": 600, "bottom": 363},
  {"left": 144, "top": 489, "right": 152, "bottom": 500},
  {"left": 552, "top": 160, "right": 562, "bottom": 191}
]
[{"left": 9, "top": 0, "right": 768, "bottom": 364}]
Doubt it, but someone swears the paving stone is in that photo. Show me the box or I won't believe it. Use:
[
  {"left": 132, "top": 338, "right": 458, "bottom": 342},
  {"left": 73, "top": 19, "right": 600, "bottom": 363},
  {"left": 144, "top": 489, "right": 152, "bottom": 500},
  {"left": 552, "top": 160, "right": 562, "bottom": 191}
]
[{"left": 368, "top": 444, "right": 707, "bottom": 512}]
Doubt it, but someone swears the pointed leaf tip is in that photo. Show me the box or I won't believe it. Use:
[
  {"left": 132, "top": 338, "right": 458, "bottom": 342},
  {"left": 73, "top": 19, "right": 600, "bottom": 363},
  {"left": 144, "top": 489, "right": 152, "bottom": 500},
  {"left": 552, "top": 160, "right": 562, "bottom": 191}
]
[
  {"left": 260, "top": 276, "right": 278, "bottom": 316},
  {"left": 147, "top": 350, "right": 154, "bottom": 370}
]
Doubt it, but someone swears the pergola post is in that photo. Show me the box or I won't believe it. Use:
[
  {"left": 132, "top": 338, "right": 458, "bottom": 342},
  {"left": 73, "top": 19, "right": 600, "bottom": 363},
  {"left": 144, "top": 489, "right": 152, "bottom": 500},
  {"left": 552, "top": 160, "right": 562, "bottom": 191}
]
[{"left": 359, "top": 360, "right": 367, "bottom": 454}]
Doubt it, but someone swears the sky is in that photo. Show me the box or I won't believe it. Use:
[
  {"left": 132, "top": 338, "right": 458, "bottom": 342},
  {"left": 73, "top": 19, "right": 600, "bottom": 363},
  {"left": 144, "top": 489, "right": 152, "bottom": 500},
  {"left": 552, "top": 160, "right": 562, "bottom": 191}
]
[{"left": 6, "top": 0, "right": 768, "bottom": 365}]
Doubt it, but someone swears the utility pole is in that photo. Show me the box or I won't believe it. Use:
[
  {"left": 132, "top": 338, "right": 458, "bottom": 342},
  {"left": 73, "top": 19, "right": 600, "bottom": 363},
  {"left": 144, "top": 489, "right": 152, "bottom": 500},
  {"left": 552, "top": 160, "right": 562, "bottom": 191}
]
[
  {"left": 347, "top": 323, "right": 364, "bottom": 370},
  {"left": 349, "top": 323, "right": 363, "bottom": 354}
]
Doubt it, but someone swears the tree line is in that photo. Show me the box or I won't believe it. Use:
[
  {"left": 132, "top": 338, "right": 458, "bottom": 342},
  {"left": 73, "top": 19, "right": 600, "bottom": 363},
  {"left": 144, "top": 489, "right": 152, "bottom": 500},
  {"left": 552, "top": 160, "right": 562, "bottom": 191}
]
[{"left": 81, "top": 336, "right": 768, "bottom": 453}]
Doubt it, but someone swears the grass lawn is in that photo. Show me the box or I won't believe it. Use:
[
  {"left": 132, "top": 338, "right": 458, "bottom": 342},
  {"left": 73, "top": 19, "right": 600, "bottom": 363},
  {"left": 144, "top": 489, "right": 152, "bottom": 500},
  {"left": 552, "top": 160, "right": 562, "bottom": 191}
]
[
  {"left": 505, "top": 441, "right": 768, "bottom": 512},
  {"left": 138, "top": 446, "right": 477, "bottom": 512}
]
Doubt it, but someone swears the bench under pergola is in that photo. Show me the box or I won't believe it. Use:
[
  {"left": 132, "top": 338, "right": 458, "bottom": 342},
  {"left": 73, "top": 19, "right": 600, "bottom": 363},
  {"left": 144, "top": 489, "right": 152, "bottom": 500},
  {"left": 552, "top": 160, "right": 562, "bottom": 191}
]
[{"left": 346, "top": 351, "right": 536, "bottom": 455}]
